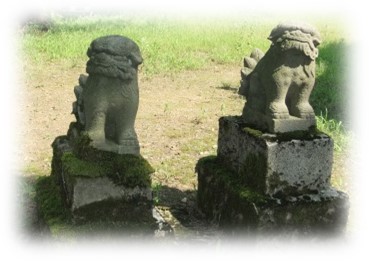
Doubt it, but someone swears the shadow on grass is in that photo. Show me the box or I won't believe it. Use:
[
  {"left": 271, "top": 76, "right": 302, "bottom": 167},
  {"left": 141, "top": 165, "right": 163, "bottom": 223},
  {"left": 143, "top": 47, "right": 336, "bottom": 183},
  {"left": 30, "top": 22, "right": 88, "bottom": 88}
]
[
  {"left": 16, "top": 175, "right": 51, "bottom": 240},
  {"left": 310, "top": 40, "right": 349, "bottom": 125},
  {"left": 17, "top": 174, "right": 214, "bottom": 240}
]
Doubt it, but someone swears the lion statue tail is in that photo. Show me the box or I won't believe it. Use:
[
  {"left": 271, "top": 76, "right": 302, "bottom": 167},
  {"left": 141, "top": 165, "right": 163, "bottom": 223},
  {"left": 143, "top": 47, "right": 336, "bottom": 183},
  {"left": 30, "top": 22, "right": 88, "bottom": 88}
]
[
  {"left": 72, "top": 74, "right": 88, "bottom": 127},
  {"left": 238, "top": 48, "right": 264, "bottom": 98}
]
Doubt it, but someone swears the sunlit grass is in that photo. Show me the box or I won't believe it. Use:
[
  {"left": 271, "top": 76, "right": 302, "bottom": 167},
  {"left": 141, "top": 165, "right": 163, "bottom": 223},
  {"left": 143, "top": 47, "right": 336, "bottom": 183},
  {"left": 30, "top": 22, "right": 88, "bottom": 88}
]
[{"left": 316, "top": 110, "right": 351, "bottom": 153}]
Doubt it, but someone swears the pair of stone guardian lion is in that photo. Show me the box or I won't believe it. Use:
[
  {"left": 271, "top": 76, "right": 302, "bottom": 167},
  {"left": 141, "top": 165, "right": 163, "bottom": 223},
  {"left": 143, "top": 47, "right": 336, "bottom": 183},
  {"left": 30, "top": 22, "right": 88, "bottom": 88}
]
[{"left": 72, "top": 21, "right": 321, "bottom": 154}]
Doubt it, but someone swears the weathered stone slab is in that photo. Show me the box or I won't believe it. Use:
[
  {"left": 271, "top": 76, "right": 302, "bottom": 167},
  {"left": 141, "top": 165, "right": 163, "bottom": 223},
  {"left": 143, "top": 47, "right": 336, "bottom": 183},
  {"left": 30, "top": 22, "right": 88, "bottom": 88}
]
[
  {"left": 217, "top": 116, "right": 333, "bottom": 197},
  {"left": 51, "top": 135, "right": 154, "bottom": 222},
  {"left": 196, "top": 156, "right": 349, "bottom": 234},
  {"left": 241, "top": 108, "right": 317, "bottom": 133},
  {"left": 243, "top": 108, "right": 316, "bottom": 133},
  {"left": 35, "top": 174, "right": 173, "bottom": 235},
  {"left": 268, "top": 117, "right": 317, "bottom": 133},
  {"left": 67, "top": 176, "right": 152, "bottom": 211}
]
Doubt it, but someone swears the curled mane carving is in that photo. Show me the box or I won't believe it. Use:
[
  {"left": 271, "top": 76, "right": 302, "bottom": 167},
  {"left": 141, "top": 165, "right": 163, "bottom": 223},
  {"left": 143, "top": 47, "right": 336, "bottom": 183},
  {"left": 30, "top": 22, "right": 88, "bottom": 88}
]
[{"left": 86, "top": 35, "right": 143, "bottom": 81}]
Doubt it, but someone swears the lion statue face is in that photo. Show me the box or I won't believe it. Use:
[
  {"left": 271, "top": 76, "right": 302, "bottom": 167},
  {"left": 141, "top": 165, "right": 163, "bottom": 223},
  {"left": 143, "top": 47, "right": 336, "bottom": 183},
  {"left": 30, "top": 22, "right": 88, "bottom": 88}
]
[{"left": 268, "top": 21, "right": 321, "bottom": 60}]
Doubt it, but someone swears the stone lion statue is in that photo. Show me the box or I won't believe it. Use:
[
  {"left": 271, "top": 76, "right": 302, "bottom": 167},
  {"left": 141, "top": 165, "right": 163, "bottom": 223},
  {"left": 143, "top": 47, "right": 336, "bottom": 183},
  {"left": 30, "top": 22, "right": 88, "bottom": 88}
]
[
  {"left": 239, "top": 21, "right": 322, "bottom": 133},
  {"left": 72, "top": 35, "right": 143, "bottom": 154}
]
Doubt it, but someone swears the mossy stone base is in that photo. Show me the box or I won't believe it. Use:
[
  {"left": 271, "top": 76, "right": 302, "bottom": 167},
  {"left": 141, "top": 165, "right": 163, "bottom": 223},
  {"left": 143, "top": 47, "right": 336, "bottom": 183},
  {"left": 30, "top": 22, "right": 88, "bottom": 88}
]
[
  {"left": 51, "top": 129, "right": 154, "bottom": 221},
  {"left": 217, "top": 116, "right": 333, "bottom": 197},
  {"left": 196, "top": 156, "right": 349, "bottom": 234},
  {"left": 35, "top": 175, "right": 159, "bottom": 237}
]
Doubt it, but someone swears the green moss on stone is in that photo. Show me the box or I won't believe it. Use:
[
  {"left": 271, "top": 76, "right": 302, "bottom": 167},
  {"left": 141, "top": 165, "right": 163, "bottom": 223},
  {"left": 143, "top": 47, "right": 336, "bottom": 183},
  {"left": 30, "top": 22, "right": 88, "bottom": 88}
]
[
  {"left": 196, "top": 156, "right": 267, "bottom": 205},
  {"left": 35, "top": 176, "right": 69, "bottom": 227},
  {"left": 243, "top": 124, "right": 325, "bottom": 142},
  {"left": 237, "top": 186, "right": 267, "bottom": 204},
  {"left": 73, "top": 132, "right": 98, "bottom": 160},
  {"left": 62, "top": 152, "right": 108, "bottom": 178},
  {"left": 275, "top": 126, "right": 324, "bottom": 142},
  {"left": 60, "top": 133, "right": 154, "bottom": 188},
  {"left": 243, "top": 127, "right": 263, "bottom": 138},
  {"left": 108, "top": 154, "right": 154, "bottom": 187}
]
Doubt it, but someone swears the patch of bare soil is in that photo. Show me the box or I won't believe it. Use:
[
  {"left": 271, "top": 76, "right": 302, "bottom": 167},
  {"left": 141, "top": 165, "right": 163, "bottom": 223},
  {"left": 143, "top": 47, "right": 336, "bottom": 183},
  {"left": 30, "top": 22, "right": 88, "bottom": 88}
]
[{"left": 20, "top": 61, "right": 244, "bottom": 186}]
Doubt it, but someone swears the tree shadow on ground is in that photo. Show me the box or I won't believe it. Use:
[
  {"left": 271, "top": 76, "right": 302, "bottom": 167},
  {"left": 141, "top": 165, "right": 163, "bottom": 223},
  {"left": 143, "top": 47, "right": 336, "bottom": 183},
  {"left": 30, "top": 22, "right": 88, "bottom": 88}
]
[
  {"left": 16, "top": 174, "right": 218, "bottom": 240},
  {"left": 154, "top": 185, "right": 221, "bottom": 240},
  {"left": 15, "top": 175, "right": 52, "bottom": 240},
  {"left": 155, "top": 185, "right": 205, "bottom": 225}
]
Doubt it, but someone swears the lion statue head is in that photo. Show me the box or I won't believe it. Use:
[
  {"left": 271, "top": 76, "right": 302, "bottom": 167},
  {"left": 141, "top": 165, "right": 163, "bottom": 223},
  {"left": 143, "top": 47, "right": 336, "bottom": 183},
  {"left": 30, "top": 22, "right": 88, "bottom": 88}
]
[{"left": 86, "top": 35, "right": 143, "bottom": 81}]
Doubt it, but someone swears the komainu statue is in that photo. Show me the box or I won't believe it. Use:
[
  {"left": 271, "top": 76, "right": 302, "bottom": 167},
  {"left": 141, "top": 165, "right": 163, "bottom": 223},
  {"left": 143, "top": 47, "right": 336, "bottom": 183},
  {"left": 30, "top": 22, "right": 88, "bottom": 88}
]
[
  {"left": 72, "top": 35, "right": 143, "bottom": 154},
  {"left": 239, "top": 22, "right": 322, "bottom": 133}
]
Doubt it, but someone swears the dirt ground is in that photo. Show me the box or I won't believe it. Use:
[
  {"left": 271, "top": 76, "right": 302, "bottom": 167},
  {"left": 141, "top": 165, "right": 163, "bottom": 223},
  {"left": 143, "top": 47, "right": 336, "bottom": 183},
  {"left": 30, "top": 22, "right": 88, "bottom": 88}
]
[
  {"left": 17, "top": 59, "right": 352, "bottom": 239},
  {"left": 19, "top": 60, "right": 245, "bottom": 187}
]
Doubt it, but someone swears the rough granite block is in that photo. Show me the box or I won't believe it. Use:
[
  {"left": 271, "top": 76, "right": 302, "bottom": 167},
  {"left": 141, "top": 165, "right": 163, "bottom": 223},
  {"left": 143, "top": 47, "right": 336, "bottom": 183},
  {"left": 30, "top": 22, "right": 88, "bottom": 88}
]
[
  {"left": 51, "top": 135, "right": 154, "bottom": 222},
  {"left": 196, "top": 156, "right": 349, "bottom": 234},
  {"left": 217, "top": 116, "right": 333, "bottom": 197}
]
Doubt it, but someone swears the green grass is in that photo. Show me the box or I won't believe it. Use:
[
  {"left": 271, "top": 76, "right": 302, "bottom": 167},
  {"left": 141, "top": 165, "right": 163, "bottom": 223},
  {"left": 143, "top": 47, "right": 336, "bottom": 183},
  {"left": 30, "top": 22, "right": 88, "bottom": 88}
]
[
  {"left": 316, "top": 110, "right": 350, "bottom": 153},
  {"left": 22, "top": 17, "right": 345, "bottom": 72},
  {"left": 312, "top": 40, "right": 348, "bottom": 124},
  {"left": 21, "top": 16, "right": 276, "bottom": 75}
]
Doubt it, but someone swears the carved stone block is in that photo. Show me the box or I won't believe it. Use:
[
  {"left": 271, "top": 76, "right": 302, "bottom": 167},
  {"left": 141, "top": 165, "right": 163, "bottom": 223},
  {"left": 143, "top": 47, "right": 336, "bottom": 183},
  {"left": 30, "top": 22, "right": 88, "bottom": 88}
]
[
  {"left": 196, "top": 156, "right": 349, "bottom": 234},
  {"left": 217, "top": 116, "right": 333, "bottom": 197},
  {"left": 51, "top": 134, "right": 154, "bottom": 222}
]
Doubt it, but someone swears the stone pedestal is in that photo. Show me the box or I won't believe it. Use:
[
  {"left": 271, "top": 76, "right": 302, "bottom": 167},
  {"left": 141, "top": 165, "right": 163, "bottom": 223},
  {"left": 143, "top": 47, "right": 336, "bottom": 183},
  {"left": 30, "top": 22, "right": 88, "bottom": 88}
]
[
  {"left": 217, "top": 116, "right": 333, "bottom": 197},
  {"left": 51, "top": 123, "right": 155, "bottom": 223},
  {"left": 196, "top": 156, "right": 349, "bottom": 234},
  {"left": 196, "top": 116, "right": 349, "bottom": 234}
]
